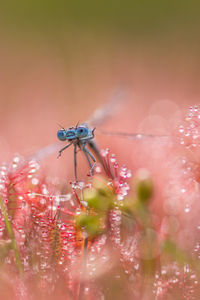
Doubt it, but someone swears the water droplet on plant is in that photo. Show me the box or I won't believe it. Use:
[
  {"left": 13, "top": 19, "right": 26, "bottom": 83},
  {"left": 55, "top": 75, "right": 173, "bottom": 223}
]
[
  {"left": 13, "top": 156, "right": 20, "bottom": 163},
  {"left": 95, "top": 165, "right": 101, "bottom": 173},
  {"left": 42, "top": 186, "right": 49, "bottom": 195},
  {"left": 184, "top": 204, "right": 191, "bottom": 213},
  {"left": 179, "top": 126, "right": 184, "bottom": 133},
  {"left": 119, "top": 166, "right": 127, "bottom": 178},
  {"left": 126, "top": 170, "right": 132, "bottom": 178},
  {"left": 0, "top": 184, "right": 5, "bottom": 190},
  {"left": 40, "top": 198, "right": 46, "bottom": 205},
  {"left": 32, "top": 178, "right": 39, "bottom": 185},
  {"left": 110, "top": 154, "right": 116, "bottom": 163}
]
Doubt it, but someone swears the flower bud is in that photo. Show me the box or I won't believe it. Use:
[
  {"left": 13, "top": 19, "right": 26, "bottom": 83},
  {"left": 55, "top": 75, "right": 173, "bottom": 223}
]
[
  {"left": 136, "top": 169, "right": 153, "bottom": 203},
  {"left": 84, "top": 187, "right": 112, "bottom": 212},
  {"left": 76, "top": 213, "right": 102, "bottom": 237}
]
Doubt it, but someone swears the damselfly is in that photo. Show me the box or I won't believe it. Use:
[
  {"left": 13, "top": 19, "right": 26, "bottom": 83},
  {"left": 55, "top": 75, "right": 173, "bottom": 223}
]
[{"left": 28, "top": 88, "right": 170, "bottom": 181}]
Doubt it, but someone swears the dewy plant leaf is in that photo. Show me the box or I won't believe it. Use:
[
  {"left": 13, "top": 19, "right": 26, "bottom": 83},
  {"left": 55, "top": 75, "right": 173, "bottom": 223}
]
[{"left": 0, "top": 195, "right": 23, "bottom": 276}]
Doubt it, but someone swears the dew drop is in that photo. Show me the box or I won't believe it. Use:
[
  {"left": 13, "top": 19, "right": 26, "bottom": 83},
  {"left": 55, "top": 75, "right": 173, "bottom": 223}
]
[
  {"left": 32, "top": 178, "right": 39, "bottom": 185},
  {"left": 126, "top": 170, "right": 132, "bottom": 178},
  {"left": 42, "top": 187, "right": 49, "bottom": 195},
  {"left": 184, "top": 204, "right": 191, "bottom": 213},
  {"left": 95, "top": 165, "right": 101, "bottom": 173},
  {"left": 40, "top": 198, "right": 46, "bottom": 205},
  {"left": 113, "top": 162, "right": 118, "bottom": 169},
  {"left": 110, "top": 154, "right": 116, "bottom": 163},
  {"left": 179, "top": 126, "right": 184, "bottom": 133},
  {"left": 0, "top": 184, "right": 5, "bottom": 190}
]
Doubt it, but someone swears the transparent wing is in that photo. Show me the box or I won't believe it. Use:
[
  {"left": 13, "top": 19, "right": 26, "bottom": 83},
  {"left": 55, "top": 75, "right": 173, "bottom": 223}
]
[
  {"left": 10, "top": 142, "right": 61, "bottom": 173},
  {"left": 20, "top": 143, "right": 61, "bottom": 168},
  {"left": 86, "top": 86, "right": 128, "bottom": 127},
  {"left": 96, "top": 129, "right": 170, "bottom": 140},
  {"left": 28, "top": 142, "right": 61, "bottom": 161}
]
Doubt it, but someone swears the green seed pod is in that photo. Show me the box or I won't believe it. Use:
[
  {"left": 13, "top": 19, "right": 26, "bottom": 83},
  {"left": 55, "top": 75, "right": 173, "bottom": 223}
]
[
  {"left": 83, "top": 182, "right": 113, "bottom": 212},
  {"left": 93, "top": 176, "right": 112, "bottom": 197},
  {"left": 76, "top": 213, "right": 102, "bottom": 237},
  {"left": 136, "top": 169, "right": 153, "bottom": 203}
]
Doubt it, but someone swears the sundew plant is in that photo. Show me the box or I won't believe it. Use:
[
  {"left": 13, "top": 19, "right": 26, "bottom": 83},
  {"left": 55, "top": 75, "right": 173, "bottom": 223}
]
[{"left": 0, "top": 106, "right": 200, "bottom": 300}]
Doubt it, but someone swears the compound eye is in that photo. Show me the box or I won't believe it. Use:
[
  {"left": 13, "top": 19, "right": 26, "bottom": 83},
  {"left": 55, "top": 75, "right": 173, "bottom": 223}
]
[
  {"left": 76, "top": 127, "right": 88, "bottom": 137},
  {"left": 57, "top": 130, "right": 66, "bottom": 141}
]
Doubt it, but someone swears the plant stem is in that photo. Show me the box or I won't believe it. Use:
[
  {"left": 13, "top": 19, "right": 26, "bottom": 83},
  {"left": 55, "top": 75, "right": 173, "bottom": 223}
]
[
  {"left": 77, "top": 236, "right": 89, "bottom": 300},
  {"left": 0, "top": 196, "right": 24, "bottom": 276}
]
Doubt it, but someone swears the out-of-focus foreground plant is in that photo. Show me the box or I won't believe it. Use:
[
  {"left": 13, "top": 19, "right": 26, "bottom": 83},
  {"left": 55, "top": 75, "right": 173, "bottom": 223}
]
[{"left": 0, "top": 107, "right": 200, "bottom": 299}]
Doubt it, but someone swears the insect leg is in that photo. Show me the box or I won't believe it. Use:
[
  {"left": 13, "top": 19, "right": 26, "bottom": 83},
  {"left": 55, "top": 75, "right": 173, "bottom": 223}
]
[
  {"left": 83, "top": 147, "right": 93, "bottom": 168},
  {"left": 83, "top": 144, "right": 96, "bottom": 176},
  {"left": 74, "top": 144, "right": 78, "bottom": 182},
  {"left": 88, "top": 140, "right": 111, "bottom": 177},
  {"left": 57, "top": 143, "right": 72, "bottom": 158},
  {"left": 82, "top": 149, "right": 94, "bottom": 178}
]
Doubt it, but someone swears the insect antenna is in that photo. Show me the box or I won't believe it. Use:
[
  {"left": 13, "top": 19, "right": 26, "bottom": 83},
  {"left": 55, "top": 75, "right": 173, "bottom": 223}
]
[
  {"left": 57, "top": 123, "right": 66, "bottom": 130},
  {"left": 75, "top": 121, "right": 80, "bottom": 129}
]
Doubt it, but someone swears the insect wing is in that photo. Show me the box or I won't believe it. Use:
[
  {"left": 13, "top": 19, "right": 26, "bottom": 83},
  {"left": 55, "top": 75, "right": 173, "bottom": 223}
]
[
  {"left": 86, "top": 87, "right": 128, "bottom": 127},
  {"left": 9, "top": 142, "right": 61, "bottom": 175},
  {"left": 28, "top": 142, "right": 61, "bottom": 161},
  {"left": 96, "top": 130, "right": 171, "bottom": 141},
  {"left": 20, "top": 143, "right": 61, "bottom": 170}
]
